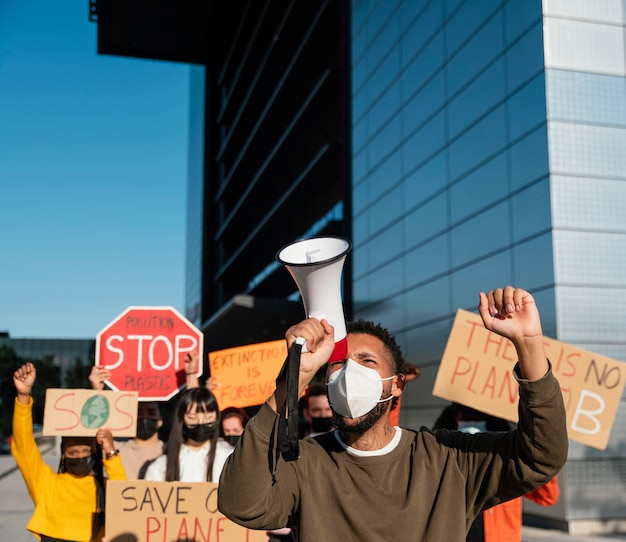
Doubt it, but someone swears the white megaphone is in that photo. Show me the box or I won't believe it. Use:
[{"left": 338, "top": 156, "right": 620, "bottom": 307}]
[{"left": 277, "top": 236, "right": 351, "bottom": 362}]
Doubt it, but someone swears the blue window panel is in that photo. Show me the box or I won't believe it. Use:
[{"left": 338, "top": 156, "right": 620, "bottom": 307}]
[
  {"left": 509, "top": 125, "right": 549, "bottom": 190},
  {"left": 448, "top": 58, "right": 506, "bottom": 139},
  {"left": 401, "top": 1, "right": 443, "bottom": 68},
  {"left": 508, "top": 74, "right": 547, "bottom": 141},
  {"left": 366, "top": 0, "right": 401, "bottom": 57},
  {"left": 404, "top": 192, "right": 448, "bottom": 248},
  {"left": 402, "top": 72, "right": 445, "bottom": 136},
  {"left": 353, "top": 274, "right": 371, "bottom": 309},
  {"left": 370, "top": 184, "right": 404, "bottom": 236},
  {"left": 368, "top": 147, "right": 403, "bottom": 202},
  {"left": 446, "top": 1, "right": 502, "bottom": 58},
  {"left": 352, "top": 211, "right": 369, "bottom": 249},
  {"left": 504, "top": 0, "right": 542, "bottom": 45},
  {"left": 352, "top": 239, "right": 370, "bottom": 280},
  {"left": 369, "top": 80, "right": 403, "bottom": 139},
  {"left": 405, "top": 276, "right": 451, "bottom": 324},
  {"left": 403, "top": 111, "right": 446, "bottom": 176},
  {"left": 352, "top": 146, "right": 368, "bottom": 186},
  {"left": 511, "top": 178, "right": 552, "bottom": 243},
  {"left": 449, "top": 105, "right": 507, "bottom": 181},
  {"left": 399, "top": 0, "right": 432, "bottom": 35},
  {"left": 405, "top": 233, "right": 449, "bottom": 289},
  {"left": 506, "top": 22, "right": 544, "bottom": 93},
  {"left": 450, "top": 152, "right": 508, "bottom": 224},
  {"left": 546, "top": 70, "right": 626, "bottom": 125},
  {"left": 401, "top": 32, "right": 445, "bottom": 97},
  {"left": 368, "top": 48, "right": 402, "bottom": 108},
  {"left": 352, "top": 115, "right": 369, "bottom": 156},
  {"left": 369, "top": 113, "right": 403, "bottom": 171},
  {"left": 447, "top": 14, "right": 504, "bottom": 97},
  {"left": 451, "top": 250, "right": 513, "bottom": 311},
  {"left": 369, "top": 251, "right": 405, "bottom": 299},
  {"left": 369, "top": 222, "right": 405, "bottom": 269},
  {"left": 403, "top": 151, "right": 448, "bottom": 211},
  {"left": 450, "top": 200, "right": 510, "bottom": 269},
  {"left": 512, "top": 234, "right": 555, "bottom": 293}
]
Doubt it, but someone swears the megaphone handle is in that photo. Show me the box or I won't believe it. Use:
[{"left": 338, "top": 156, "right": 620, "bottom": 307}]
[{"left": 295, "top": 336, "right": 308, "bottom": 353}]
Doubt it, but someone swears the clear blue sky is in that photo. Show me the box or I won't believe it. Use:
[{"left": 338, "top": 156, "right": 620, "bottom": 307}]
[{"left": 0, "top": 1, "right": 191, "bottom": 338}]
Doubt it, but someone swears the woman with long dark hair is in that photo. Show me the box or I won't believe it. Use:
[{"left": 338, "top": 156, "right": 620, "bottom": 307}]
[
  {"left": 145, "top": 386, "right": 234, "bottom": 482},
  {"left": 12, "top": 362, "right": 126, "bottom": 542}
]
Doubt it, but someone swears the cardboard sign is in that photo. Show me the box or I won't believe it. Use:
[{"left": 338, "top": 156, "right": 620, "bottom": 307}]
[
  {"left": 433, "top": 309, "right": 626, "bottom": 450},
  {"left": 105, "top": 480, "right": 267, "bottom": 542},
  {"left": 209, "top": 339, "right": 287, "bottom": 408},
  {"left": 43, "top": 388, "right": 138, "bottom": 437},
  {"left": 96, "top": 306, "right": 203, "bottom": 401}
]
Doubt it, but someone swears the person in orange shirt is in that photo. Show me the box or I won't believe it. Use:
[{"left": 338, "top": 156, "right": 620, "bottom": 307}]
[{"left": 433, "top": 402, "right": 560, "bottom": 542}]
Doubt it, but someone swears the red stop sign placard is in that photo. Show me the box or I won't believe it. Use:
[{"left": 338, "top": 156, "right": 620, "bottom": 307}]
[{"left": 96, "top": 307, "right": 203, "bottom": 401}]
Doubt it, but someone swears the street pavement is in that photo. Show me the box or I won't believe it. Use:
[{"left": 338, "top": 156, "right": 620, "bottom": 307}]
[{"left": 1, "top": 442, "right": 625, "bottom": 542}]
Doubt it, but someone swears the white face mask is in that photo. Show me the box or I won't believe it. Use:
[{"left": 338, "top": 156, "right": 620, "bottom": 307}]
[{"left": 327, "top": 358, "right": 395, "bottom": 419}]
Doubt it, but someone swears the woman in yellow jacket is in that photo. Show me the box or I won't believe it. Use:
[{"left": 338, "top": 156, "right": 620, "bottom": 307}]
[{"left": 12, "top": 362, "right": 126, "bottom": 542}]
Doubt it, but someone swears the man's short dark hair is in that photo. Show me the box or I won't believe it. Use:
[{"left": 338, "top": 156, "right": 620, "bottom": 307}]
[{"left": 346, "top": 319, "right": 406, "bottom": 375}]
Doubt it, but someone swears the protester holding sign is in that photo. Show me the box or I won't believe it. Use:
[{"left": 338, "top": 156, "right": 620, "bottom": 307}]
[
  {"left": 12, "top": 362, "right": 126, "bottom": 542},
  {"left": 89, "top": 365, "right": 166, "bottom": 480},
  {"left": 145, "top": 386, "right": 234, "bottom": 482},
  {"left": 219, "top": 286, "right": 568, "bottom": 541}
]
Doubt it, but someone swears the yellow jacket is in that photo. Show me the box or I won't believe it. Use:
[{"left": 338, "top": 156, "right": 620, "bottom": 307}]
[{"left": 11, "top": 397, "right": 126, "bottom": 541}]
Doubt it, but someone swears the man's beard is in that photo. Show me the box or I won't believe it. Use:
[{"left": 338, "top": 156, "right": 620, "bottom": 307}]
[{"left": 333, "top": 396, "right": 389, "bottom": 435}]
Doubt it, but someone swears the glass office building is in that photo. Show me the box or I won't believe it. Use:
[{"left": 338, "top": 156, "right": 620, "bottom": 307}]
[
  {"left": 93, "top": 0, "right": 625, "bottom": 533},
  {"left": 350, "top": 0, "right": 626, "bottom": 533}
]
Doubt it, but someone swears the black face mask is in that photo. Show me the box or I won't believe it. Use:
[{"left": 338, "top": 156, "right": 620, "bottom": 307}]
[
  {"left": 183, "top": 422, "right": 216, "bottom": 443},
  {"left": 136, "top": 418, "right": 160, "bottom": 440},
  {"left": 224, "top": 434, "right": 241, "bottom": 447},
  {"left": 311, "top": 416, "right": 335, "bottom": 433},
  {"left": 64, "top": 455, "right": 95, "bottom": 477}
]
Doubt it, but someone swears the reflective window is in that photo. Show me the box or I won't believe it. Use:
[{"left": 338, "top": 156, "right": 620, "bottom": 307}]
[
  {"left": 403, "top": 111, "right": 446, "bottom": 176},
  {"left": 368, "top": 79, "right": 402, "bottom": 138},
  {"left": 506, "top": 22, "right": 544, "bottom": 92},
  {"left": 543, "top": 0, "right": 624, "bottom": 24},
  {"left": 505, "top": 0, "right": 542, "bottom": 45},
  {"left": 508, "top": 74, "right": 547, "bottom": 141},
  {"left": 404, "top": 233, "right": 449, "bottom": 289},
  {"left": 546, "top": 70, "right": 626, "bottom": 125},
  {"left": 368, "top": 147, "right": 403, "bottom": 202},
  {"left": 401, "top": 72, "right": 445, "bottom": 134},
  {"left": 446, "top": 1, "right": 500, "bottom": 58},
  {"left": 511, "top": 178, "right": 552, "bottom": 242},
  {"left": 512, "top": 234, "right": 554, "bottom": 291},
  {"left": 403, "top": 192, "right": 448, "bottom": 248},
  {"left": 448, "top": 58, "right": 506, "bottom": 139},
  {"left": 449, "top": 105, "right": 507, "bottom": 181},
  {"left": 447, "top": 14, "right": 503, "bottom": 97},
  {"left": 548, "top": 122, "right": 626, "bottom": 177},
  {"left": 551, "top": 176, "right": 626, "bottom": 230},
  {"left": 369, "top": 184, "right": 404, "bottom": 236},
  {"left": 450, "top": 200, "right": 510, "bottom": 269},
  {"left": 401, "top": 32, "right": 445, "bottom": 96},
  {"left": 554, "top": 231, "right": 626, "bottom": 286},
  {"left": 450, "top": 152, "right": 508, "bottom": 224},
  {"left": 369, "top": 113, "right": 402, "bottom": 170},
  {"left": 401, "top": 1, "right": 443, "bottom": 68},
  {"left": 403, "top": 151, "right": 447, "bottom": 211},
  {"left": 509, "top": 125, "right": 549, "bottom": 190},
  {"left": 543, "top": 18, "right": 625, "bottom": 76}
]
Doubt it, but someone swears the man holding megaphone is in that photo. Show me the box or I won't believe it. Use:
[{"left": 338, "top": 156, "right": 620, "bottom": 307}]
[{"left": 218, "top": 285, "right": 568, "bottom": 542}]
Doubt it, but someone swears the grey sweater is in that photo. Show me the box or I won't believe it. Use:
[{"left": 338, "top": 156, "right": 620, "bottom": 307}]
[{"left": 218, "top": 365, "right": 567, "bottom": 542}]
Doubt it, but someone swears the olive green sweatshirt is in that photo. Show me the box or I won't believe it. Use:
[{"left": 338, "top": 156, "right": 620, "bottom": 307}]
[{"left": 218, "top": 365, "right": 567, "bottom": 542}]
